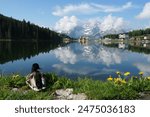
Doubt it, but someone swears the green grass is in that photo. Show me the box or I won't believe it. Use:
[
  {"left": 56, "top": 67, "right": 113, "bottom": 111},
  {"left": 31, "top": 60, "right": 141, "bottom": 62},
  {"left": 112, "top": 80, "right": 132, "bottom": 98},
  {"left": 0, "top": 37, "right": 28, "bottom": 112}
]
[{"left": 0, "top": 73, "right": 150, "bottom": 100}]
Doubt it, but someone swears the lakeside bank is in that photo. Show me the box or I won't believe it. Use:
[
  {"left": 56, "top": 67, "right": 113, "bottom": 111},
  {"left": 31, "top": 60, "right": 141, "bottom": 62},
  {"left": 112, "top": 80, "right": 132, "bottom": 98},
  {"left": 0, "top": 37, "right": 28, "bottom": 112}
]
[{"left": 1, "top": 73, "right": 150, "bottom": 100}]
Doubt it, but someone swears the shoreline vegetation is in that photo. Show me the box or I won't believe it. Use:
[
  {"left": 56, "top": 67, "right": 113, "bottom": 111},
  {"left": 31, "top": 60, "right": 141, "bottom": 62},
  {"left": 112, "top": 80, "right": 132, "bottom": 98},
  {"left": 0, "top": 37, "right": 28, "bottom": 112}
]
[{"left": 0, "top": 72, "right": 150, "bottom": 100}]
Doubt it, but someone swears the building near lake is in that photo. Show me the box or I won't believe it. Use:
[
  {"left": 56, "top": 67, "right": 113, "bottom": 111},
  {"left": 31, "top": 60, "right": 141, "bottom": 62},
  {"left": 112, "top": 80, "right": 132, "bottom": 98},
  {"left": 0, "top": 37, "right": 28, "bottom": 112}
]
[
  {"left": 118, "top": 42, "right": 127, "bottom": 49},
  {"left": 144, "top": 35, "right": 150, "bottom": 40},
  {"left": 119, "top": 34, "right": 129, "bottom": 40},
  {"left": 103, "top": 37, "right": 111, "bottom": 42},
  {"left": 78, "top": 36, "right": 89, "bottom": 45},
  {"left": 130, "top": 35, "right": 150, "bottom": 42}
]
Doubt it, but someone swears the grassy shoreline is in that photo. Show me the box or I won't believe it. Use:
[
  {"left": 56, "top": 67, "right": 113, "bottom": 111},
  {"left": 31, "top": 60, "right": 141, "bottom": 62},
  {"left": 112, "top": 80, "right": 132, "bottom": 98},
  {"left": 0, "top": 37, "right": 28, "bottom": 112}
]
[{"left": 0, "top": 73, "right": 150, "bottom": 100}]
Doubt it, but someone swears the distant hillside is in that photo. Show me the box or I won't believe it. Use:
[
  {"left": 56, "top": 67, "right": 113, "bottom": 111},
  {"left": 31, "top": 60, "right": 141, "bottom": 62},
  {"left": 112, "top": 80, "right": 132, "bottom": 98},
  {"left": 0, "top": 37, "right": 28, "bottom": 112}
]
[{"left": 0, "top": 13, "right": 62, "bottom": 42}]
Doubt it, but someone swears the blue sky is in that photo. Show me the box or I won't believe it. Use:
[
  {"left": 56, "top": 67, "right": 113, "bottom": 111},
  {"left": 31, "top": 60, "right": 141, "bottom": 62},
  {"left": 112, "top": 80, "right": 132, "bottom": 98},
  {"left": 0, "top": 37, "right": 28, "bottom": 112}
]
[{"left": 0, "top": 0, "right": 150, "bottom": 30}]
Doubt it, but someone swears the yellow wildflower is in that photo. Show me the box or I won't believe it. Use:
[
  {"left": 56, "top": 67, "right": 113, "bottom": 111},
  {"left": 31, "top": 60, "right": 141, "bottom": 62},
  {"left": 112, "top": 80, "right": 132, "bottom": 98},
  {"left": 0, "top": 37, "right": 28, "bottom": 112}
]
[
  {"left": 114, "top": 78, "right": 126, "bottom": 84},
  {"left": 147, "top": 77, "right": 150, "bottom": 80},
  {"left": 116, "top": 71, "right": 121, "bottom": 75},
  {"left": 107, "top": 76, "right": 113, "bottom": 81},
  {"left": 124, "top": 72, "right": 130, "bottom": 76},
  {"left": 114, "top": 78, "right": 122, "bottom": 84},
  {"left": 139, "top": 72, "right": 144, "bottom": 75},
  {"left": 121, "top": 79, "right": 127, "bottom": 84}
]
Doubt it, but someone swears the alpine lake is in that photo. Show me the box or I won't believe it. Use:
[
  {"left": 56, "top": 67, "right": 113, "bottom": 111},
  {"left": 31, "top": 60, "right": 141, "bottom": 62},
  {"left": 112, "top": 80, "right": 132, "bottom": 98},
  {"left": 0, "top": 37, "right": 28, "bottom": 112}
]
[{"left": 0, "top": 40, "right": 150, "bottom": 80}]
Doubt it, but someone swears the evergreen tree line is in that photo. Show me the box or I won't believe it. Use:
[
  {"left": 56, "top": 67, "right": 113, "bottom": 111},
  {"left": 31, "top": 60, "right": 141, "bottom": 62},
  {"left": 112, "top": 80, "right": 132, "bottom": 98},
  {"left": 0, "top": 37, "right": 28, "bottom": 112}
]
[
  {"left": 103, "top": 28, "right": 150, "bottom": 39},
  {"left": 0, "top": 13, "right": 62, "bottom": 42},
  {"left": 103, "top": 34, "right": 119, "bottom": 39},
  {"left": 128, "top": 28, "right": 150, "bottom": 37}
]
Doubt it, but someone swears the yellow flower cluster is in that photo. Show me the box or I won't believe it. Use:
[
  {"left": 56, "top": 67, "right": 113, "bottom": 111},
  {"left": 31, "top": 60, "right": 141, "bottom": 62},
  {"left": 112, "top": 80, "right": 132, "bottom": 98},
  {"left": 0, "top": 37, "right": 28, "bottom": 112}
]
[
  {"left": 107, "top": 71, "right": 146, "bottom": 84},
  {"left": 146, "top": 77, "right": 150, "bottom": 80},
  {"left": 116, "top": 71, "right": 121, "bottom": 75},
  {"left": 107, "top": 77, "right": 113, "bottom": 81},
  {"left": 139, "top": 72, "right": 144, "bottom": 75},
  {"left": 124, "top": 72, "right": 130, "bottom": 76},
  {"left": 107, "top": 76, "right": 113, "bottom": 81},
  {"left": 107, "top": 76, "right": 126, "bottom": 84},
  {"left": 114, "top": 78, "right": 126, "bottom": 84}
]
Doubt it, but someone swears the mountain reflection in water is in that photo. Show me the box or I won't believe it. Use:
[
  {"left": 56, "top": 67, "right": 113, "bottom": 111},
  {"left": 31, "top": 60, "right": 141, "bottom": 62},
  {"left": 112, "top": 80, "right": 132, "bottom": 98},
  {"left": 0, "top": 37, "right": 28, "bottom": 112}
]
[{"left": 0, "top": 41, "right": 150, "bottom": 80}]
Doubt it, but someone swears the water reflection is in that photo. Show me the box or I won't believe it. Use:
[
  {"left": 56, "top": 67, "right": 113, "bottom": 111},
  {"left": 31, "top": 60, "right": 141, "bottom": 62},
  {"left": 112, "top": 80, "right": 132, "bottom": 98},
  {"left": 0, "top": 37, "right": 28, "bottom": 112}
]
[
  {"left": 0, "top": 41, "right": 60, "bottom": 75},
  {"left": 134, "top": 63, "right": 150, "bottom": 76},
  {"left": 102, "top": 41, "right": 150, "bottom": 77},
  {"left": 103, "top": 41, "right": 150, "bottom": 54},
  {"left": 53, "top": 42, "right": 123, "bottom": 66},
  {"left": 52, "top": 43, "right": 126, "bottom": 79},
  {"left": 118, "top": 42, "right": 128, "bottom": 49},
  {"left": 0, "top": 40, "right": 150, "bottom": 79},
  {"left": 53, "top": 46, "right": 77, "bottom": 64},
  {"left": 0, "top": 41, "right": 59, "bottom": 64}
]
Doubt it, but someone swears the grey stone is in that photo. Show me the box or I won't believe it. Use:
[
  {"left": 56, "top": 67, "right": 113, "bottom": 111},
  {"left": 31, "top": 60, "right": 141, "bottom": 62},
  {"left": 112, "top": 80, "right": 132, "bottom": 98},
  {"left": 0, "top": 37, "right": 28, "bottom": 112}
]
[
  {"left": 55, "top": 88, "right": 73, "bottom": 97},
  {"left": 12, "top": 88, "right": 19, "bottom": 92},
  {"left": 55, "top": 88, "right": 87, "bottom": 100}
]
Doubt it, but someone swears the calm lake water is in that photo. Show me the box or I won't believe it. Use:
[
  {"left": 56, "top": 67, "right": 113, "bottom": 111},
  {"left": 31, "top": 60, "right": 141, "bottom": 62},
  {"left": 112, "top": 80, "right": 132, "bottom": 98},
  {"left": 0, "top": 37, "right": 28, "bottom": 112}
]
[{"left": 0, "top": 40, "right": 150, "bottom": 80}]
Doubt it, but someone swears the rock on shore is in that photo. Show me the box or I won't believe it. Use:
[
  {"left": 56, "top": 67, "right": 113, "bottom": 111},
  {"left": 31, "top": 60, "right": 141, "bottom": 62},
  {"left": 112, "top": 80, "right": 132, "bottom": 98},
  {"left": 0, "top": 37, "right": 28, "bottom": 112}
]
[{"left": 55, "top": 88, "right": 88, "bottom": 100}]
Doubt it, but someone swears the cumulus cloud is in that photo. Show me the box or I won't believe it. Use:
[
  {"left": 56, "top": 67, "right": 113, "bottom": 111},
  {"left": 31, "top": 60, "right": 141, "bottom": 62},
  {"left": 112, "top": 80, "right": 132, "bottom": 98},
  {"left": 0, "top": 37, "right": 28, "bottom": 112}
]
[
  {"left": 135, "top": 63, "right": 150, "bottom": 76},
  {"left": 54, "top": 15, "right": 128, "bottom": 36},
  {"left": 52, "top": 64, "right": 117, "bottom": 77},
  {"left": 80, "top": 45, "right": 122, "bottom": 66},
  {"left": 53, "top": 46, "right": 77, "bottom": 64},
  {"left": 52, "top": 2, "right": 133, "bottom": 16},
  {"left": 95, "top": 48, "right": 122, "bottom": 66},
  {"left": 52, "top": 64, "right": 99, "bottom": 75},
  {"left": 136, "top": 2, "right": 150, "bottom": 19},
  {"left": 52, "top": 42, "right": 124, "bottom": 67},
  {"left": 54, "top": 16, "right": 78, "bottom": 33},
  {"left": 100, "top": 14, "right": 126, "bottom": 32}
]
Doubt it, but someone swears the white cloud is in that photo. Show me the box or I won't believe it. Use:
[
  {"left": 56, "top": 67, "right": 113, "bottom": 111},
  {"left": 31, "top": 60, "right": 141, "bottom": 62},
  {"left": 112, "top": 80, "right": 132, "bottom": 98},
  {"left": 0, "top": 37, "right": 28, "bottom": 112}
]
[
  {"left": 52, "top": 64, "right": 117, "bottom": 76},
  {"left": 136, "top": 2, "right": 150, "bottom": 19},
  {"left": 54, "top": 16, "right": 78, "bottom": 33},
  {"left": 52, "top": 64, "right": 98, "bottom": 75},
  {"left": 53, "top": 46, "right": 77, "bottom": 64},
  {"left": 52, "top": 2, "right": 133, "bottom": 16},
  {"left": 96, "top": 48, "right": 122, "bottom": 66},
  {"left": 92, "top": 2, "right": 132, "bottom": 13},
  {"left": 52, "top": 41, "right": 124, "bottom": 66},
  {"left": 52, "top": 4, "right": 95, "bottom": 16},
  {"left": 54, "top": 15, "right": 128, "bottom": 37},
  {"left": 79, "top": 45, "right": 122, "bottom": 66},
  {"left": 100, "top": 14, "right": 126, "bottom": 32},
  {"left": 135, "top": 63, "right": 150, "bottom": 76}
]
